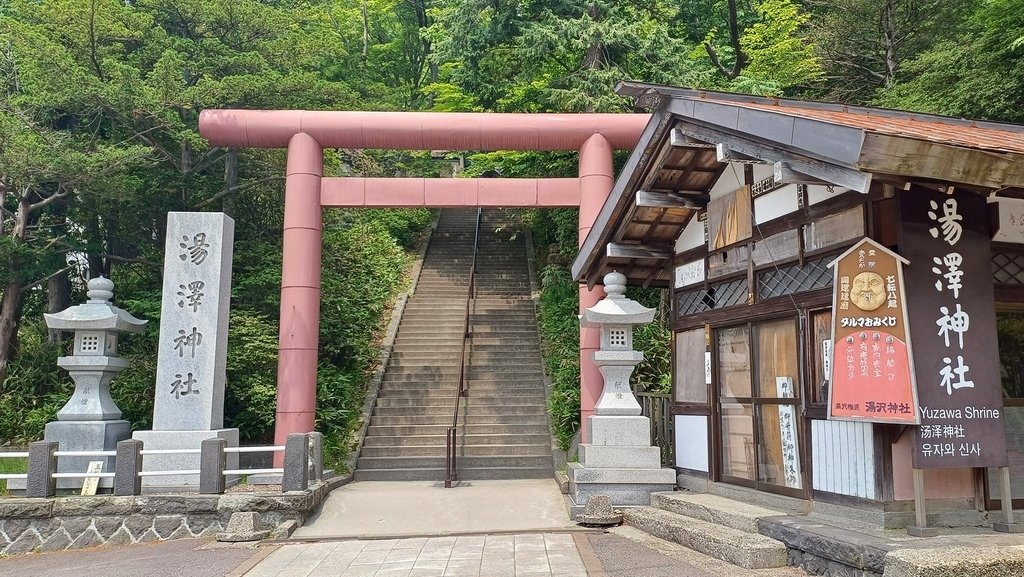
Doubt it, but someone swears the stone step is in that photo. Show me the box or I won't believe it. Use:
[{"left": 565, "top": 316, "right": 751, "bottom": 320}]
[
  {"left": 362, "top": 433, "right": 550, "bottom": 447},
  {"left": 369, "top": 414, "right": 547, "bottom": 426},
  {"left": 470, "top": 344, "right": 541, "bottom": 352},
  {"left": 373, "top": 397, "right": 457, "bottom": 407},
  {"left": 357, "top": 455, "right": 552, "bottom": 471},
  {"left": 455, "top": 466, "right": 553, "bottom": 481},
  {"left": 622, "top": 507, "right": 789, "bottom": 570},
  {"left": 350, "top": 466, "right": 554, "bottom": 482},
  {"left": 650, "top": 492, "right": 788, "bottom": 535},
  {"left": 353, "top": 468, "right": 443, "bottom": 481},
  {"left": 373, "top": 404, "right": 545, "bottom": 416},
  {"left": 360, "top": 443, "right": 550, "bottom": 458},
  {"left": 366, "top": 423, "right": 549, "bottom": 436}
]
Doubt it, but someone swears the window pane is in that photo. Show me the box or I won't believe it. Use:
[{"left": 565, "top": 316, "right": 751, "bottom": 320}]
[
  {"left": 811, "top": 310, "right": 833, "bottom": 404},
  {"left": 675, "top": 329, "right": 708, "bottom": 404},
  {"left": 997, "top": 312, "right": 1024, "bottom": 399},
  {"left": 718, "top": 326, "right": 751, "bottom": 398},
  {"left": 758, "top": 404, "right": 803, "bottom": 489},
  {"left": 757, "top": 319, "right": 799, "bottom": 398},
  {"left": 721, "top": 402, "right": 755, "bottom": 480}
]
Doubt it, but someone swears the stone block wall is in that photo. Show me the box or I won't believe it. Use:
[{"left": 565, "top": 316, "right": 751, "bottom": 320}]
[{"left": 0, "top": 482, "right": 330, "bottom": 555}]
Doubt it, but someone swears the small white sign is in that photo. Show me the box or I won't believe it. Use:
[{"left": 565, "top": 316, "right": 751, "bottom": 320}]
[
  {"left": 80, "top": 461, "right": 104, "bottom": 496},
  {"left": 675, "top": 260, "right": 705, "bottom": 289},
  {"left": 705, "top": 351, "right": 712, "bottom": 385},
  {"left": 821, "top": 339, "right": 832, "bottom": 384},
  {"left": 775, "top": 377, "right": 802, "bottom": 490},
  {"left": 991, "top": 197, "right": 1024, "bottom": 244}
]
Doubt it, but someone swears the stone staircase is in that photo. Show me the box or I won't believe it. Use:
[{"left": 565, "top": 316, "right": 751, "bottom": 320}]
[
  {"left": 623, "top": 492, "right": 792, "bottom": 570},
  {"left": 354, "top": 208, "right": 553, "bottom": 481}
]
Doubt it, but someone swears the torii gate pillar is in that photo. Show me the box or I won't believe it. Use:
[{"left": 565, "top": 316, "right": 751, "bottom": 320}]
[
  {"left": 578, "top": 134, "right": 613, "bottom": 441},
  {"left": 275, "top": 133, "right": 323, "bottom": 445}
]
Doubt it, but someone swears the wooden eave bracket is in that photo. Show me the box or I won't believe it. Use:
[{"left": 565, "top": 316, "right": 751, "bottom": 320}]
[
  {"left": 635, "top": 190, "right": 708, "bottom": 210},
  {"left": 673, "top": 123, "right": 874, "bottom": 194},
  {"left": 669, "top": 128, "right": 716, "bottom": 148},
  {"left": 605, "top": 242, "right": 674, "bottom": 260}
]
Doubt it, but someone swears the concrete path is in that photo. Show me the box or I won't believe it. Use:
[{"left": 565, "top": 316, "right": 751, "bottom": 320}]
[{"left": 294, "top": 480, "right": 573, "bottom": 538}]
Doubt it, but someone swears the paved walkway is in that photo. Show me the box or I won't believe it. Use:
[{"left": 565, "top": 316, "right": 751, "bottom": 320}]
[
  {"left": 245, "top": 533, "right": 586, "bottom": 577},
  {"left": 295, "top": 480, "right": 573, "bottom": 538}
]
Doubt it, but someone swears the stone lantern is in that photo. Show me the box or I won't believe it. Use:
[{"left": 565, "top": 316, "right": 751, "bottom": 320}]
[
  {"left": 568, "top": 271, "right": 675, "bottom": 515},
  {"left": 43, "top": 276, "right": 146, "bottom": 488}
]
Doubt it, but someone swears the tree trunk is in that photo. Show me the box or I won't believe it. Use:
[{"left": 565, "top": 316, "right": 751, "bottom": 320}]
[
  {"left": 180, "top": 140, "right": 193, "bottom": 206},
  {"left": 46, "top": 270, "right": 71, "bottom": 343},
  {"left": 881, "top": 0, "right": 899, "bottom": 88},
  {"left": 222, "top": 149, "right": 238, "bottom": 218},
  {"left": 0, "top": 197, "right": 31, "bottom": 389}
]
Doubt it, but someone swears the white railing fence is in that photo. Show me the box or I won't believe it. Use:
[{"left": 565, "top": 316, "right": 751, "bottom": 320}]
[{"left": 18, "top": 432, "right": 323, "bottom": 498}]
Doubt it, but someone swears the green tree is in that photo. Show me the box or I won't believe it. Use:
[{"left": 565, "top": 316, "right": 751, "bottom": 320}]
[{"left": 875, "top": 0, "right": 1024, "bottom": 123}]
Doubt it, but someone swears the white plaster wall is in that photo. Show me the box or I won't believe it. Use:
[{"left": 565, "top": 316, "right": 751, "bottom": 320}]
[{"left": 675, "top": 415, "right": 710, "bottom": 472}]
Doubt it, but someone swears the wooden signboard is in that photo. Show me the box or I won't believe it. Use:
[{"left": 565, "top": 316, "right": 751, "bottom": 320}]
[
  {"left": 899, "top": 185, "right": 1008, "bottom": 469},
  {"left": 707, "top": 185, "right": 752, "bottom": 250},
  {"left": 827, "top": 237, "right": 920, "bottom": 424}
]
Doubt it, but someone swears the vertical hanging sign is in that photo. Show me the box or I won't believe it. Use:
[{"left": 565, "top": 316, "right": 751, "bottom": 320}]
[
  {"left": 899, "top": 186, "right": 1007, "bottom": 468},
  {"left": 828, "top": 237, "right": 920, "bottom": 424}
]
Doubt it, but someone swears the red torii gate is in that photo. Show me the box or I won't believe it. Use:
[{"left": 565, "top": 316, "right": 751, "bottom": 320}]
[{"left": 198, "top": 110, "right": 650, "bottom": 451}]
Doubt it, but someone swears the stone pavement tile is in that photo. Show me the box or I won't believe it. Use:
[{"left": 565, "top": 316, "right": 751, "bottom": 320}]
[
  {"left": 307, "top": 554, "right": 356, "bottom": 577},
  {"left": 409, "top": 568, "right": 447, "bottom": 577},
  {"left": 376, "top": 560, "right": 416, "bottom": 577},
  {"left": 340, "top": 564, "right": 380, "bottom": 577},
  {"left": 443, "top": 557, "right": 481, "bottom": 577},
  {"left": 396, "top": 537, "right": 429, "bottom": 550},
  {"left": 364, "top": 539, "right": 401, "bottom": 551},
  {"left": 418, "top": 545, "right": 455, "bottom": 560},
  {"left": 413, "top": 558, "right": 449, "bottom": 571},
  {"left": 449, "top": 546, "right": 484, "bottom": 560},
  {"left": 244, "top": 544, "right": 310, "bottom": 577},
  {"left": 426, "top": 536, "right": 458, "bottom": 547},
  {"left": 281, "top": 541, "right": 341, "bottom": 575},
  {"left": 351, "top": 548, "right": 392, "bottom": 565},
  {"left": 455, "top": 535, "right": 486, "bottom": 547},
  {"left": 385, "top": 548, "right": 422, "bottom": 563}
]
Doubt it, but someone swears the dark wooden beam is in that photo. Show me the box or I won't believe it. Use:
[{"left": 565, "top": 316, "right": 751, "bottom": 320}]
[
  {"left": 773, "top": 162, "right": 831, "bottom": 186},
  {"left": 716, "top": 143, "right": 770, "bottom": 164},
  {"left": 674, "top": 123, "right": 873, "bottom": 193},
  {"left": 636, "top": 190, "right": 706, "bottom": 210},
  {"left": 858, "top": 133, "right": 1024, "bottom": 189},
  {"left": 606, "top": 242, "right": 673, "bottom": 260},
  {"left": 670, "top": 128, "right": 716, "bottom": 148}
]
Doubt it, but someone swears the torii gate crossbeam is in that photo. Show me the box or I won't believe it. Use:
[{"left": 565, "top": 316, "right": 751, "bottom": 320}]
[{"left": 198, "top": 110, "right": 650, "bottom": 453}]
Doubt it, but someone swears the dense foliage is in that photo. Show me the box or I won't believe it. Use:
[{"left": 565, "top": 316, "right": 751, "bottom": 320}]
[{"left": 3, "top": 0, "right": 1022, "bottom": 461}]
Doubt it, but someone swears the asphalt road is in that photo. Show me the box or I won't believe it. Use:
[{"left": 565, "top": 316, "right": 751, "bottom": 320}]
[{"left": 0, "top": 538, "right": 266, "bottom": 577}]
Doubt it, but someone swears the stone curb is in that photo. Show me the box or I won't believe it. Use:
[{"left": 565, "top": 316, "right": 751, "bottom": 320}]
[
  {"left": 343, "top": 214, "right": 436, "bottom": 476},
  {"left": 883, "top": 545, "right": 1024, "bottom": 577},
  {"left": 758, "top": 515, "right": 891, "bottom": 575},
  {"left": 0, "top": 481, "right": 332, "bottom": 556}
]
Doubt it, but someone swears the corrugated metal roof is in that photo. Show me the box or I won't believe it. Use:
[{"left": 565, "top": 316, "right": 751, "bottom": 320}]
[{"left": 717, "top": 99, "right": 1024, "bottom": 155}]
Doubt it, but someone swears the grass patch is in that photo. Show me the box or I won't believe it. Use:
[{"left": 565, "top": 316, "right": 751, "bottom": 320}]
[{"left": 0, "top": 457, "right": 28, "bottom": 496}]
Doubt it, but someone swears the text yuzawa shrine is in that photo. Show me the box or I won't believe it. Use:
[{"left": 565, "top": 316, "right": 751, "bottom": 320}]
[{"left": 828, "top": 186, "right": 1007, "bottom": 470}]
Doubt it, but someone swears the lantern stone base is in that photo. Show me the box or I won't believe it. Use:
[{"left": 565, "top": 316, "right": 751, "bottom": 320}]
[
  {"left": 567, "top": 414, "right": 675, "bottom": 517},
  {"left": 133, "top": 428, "right": 239, "bottom": 489},
  {"left": 9, "top": 420, "right": 131, "bottom": 492}
]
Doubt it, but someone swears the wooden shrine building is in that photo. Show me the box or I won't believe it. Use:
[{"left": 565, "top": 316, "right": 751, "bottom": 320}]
[{"left": 573, "top": 82, "right": 1024, "bottom": 525}]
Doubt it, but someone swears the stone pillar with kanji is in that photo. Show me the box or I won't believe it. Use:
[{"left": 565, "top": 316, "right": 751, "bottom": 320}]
[
  {"left": 567, "top": 271, "right": 675, "bottom": 515},
  {"left": 134, "top": 212, "right": 239, "bottom": 487}
]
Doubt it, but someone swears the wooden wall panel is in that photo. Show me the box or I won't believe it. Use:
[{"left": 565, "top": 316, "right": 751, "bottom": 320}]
[{"left": 811, "top": 419, "right": 876, "bottom": 499}]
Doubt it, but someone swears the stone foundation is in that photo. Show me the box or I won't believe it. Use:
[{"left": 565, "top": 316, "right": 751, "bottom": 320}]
[{"left": 0, "top": 481, "right": 331, "bottom": 555}]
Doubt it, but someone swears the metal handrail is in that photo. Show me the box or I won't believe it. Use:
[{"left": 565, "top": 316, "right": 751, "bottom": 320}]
[{"left": 446, "top": 208, "right": 482, "bottom": 488}]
